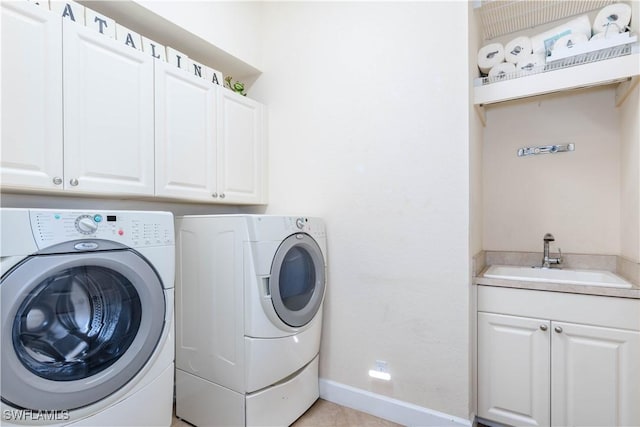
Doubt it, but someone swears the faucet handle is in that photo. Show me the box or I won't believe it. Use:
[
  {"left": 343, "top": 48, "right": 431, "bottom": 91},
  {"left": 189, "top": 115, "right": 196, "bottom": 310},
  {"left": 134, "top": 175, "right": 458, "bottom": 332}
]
[
  {"left": 557, "top": 248, "right": 562, "bottom": 260},
  {"left": 544, "top": 233, "right": 555, "bottom": 242}
]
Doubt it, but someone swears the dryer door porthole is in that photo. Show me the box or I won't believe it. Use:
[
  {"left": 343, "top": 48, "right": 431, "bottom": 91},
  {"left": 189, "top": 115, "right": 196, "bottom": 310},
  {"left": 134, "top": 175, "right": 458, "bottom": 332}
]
[
  {"left": 270, "top": 233, "right": 326, "bottom": 328},
  {"left": 0, "top": 250, "right": 166, "bottom": 411}
]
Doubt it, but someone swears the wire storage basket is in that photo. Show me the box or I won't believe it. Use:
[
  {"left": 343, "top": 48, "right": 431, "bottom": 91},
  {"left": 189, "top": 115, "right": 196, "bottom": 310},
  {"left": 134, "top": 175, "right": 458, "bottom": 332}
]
[{"left": 475, "top": 34, "right": 638, "bottom": 86}]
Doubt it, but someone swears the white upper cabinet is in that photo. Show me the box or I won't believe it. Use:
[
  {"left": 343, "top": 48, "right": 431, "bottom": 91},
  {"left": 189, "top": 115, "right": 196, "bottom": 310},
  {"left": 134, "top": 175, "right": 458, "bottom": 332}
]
[
  {"left": 0, "top": 4, "right": 154, "bottom": 196},
  {"left": 155, "top": 61, "right": 217, "bottom": 200},
  {"left": 155, "top": 62, "right": 267, "bottom": 205},
  {"left": 1, "top": 2, "right": 63, "bottom": 190},
  {"left": 217, "top": 90, "right": 266, "bottom": 204},
  {"left": 63, "top": 21, "right": 154, "bottom": 196},
  {"left": 0, "top": 3, "right": 267, "bottom": 204}
]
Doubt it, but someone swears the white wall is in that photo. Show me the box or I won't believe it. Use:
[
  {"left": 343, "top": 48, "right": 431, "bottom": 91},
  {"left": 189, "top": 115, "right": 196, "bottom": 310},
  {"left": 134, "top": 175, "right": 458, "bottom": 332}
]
[
  {"left": 619, "top": 0, "right": 640, "bottom": 264},
  {"left": 620, "top": 85, "right": 640, "bottom": 262},
  {"left": 483, "top": 87, "right": 621, "bottom": 255},
  {"left": 251, "top": 2, "right": 471, "bottom": 419},
  {"left": 468, "top": 2, "right": 484, "bottom": 419},
  {"left": 618, "top": 0, "right": 640, "bottom": 262},
  {"left": 133, "top": 0, "right": 263, "bottom": 71}
]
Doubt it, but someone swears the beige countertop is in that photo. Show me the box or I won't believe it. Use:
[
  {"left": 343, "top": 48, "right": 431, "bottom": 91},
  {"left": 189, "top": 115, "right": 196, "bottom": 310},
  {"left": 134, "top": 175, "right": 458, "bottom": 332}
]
[
  {"left": 474, "top": 266, "right": 640, "bottom": 299},
  {"left": 473, "top": 251, "right": 640, "bottom": 299}
]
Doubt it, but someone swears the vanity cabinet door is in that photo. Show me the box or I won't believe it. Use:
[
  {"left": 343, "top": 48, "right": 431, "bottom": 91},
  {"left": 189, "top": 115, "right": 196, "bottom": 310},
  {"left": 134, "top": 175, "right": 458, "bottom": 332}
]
[
  {"left": 1, "top": 2, "right": 63, "bottom": 191},
  {"left": 478, "top": 312, "right": 551, "bottom": 427},
  {"left": 551, "top": 322, "right": 640, "bottom": 427}
]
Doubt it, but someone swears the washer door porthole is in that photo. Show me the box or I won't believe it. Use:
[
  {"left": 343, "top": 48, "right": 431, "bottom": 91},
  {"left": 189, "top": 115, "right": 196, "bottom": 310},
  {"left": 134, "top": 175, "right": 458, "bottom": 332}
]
[
  {"left": 270, "top": 234, "right": 325, "bottom": 328},
  {"left": 13, "top": 265, "right": 142, "bottom": 382},
  {"left": 0, "top": 250, "right": 166, "bottom": 411}
]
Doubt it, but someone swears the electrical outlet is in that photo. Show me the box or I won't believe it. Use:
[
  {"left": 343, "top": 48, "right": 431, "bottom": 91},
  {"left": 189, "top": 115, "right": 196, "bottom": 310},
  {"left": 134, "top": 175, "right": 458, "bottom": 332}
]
[
  {"left": 374, "top": 360, "right": 388, "bottom": 373},
  {"left": 369, "top": 360, "right": 391, "bottom": 380}
]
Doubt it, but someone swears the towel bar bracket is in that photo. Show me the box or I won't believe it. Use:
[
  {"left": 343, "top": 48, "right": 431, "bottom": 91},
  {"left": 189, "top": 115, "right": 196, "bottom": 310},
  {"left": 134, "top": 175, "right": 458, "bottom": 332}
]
[{"left": 517, "top": 143, "right": 575, "bottom": 157}]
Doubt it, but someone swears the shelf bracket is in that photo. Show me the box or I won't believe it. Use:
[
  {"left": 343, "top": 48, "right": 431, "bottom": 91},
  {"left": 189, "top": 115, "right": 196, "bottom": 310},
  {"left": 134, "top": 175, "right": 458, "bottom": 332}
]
[
  {"left": 615, "top": 76, "right": 639, "bottom": 108},
  {"left": 474, "top": 104, "right": 486, "bottom": 127}
]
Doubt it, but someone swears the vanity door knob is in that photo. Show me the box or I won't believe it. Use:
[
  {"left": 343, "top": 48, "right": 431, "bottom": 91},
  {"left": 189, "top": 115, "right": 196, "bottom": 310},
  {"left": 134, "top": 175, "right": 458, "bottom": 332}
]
[
  {"left": 540, "top": 325, "right": 548, "bottom": 331},
  {"left": 554, "top": 326, "right": 563, "bottom": 333},
  {"left": 69, "top": 178, "right": 79, "bottom": 186},
  {"left": 212, "top": 192, "right": 218, "bottom": 198},
  {"left": 219, "top": 193, "right": 226, "bottom": 199},
  {"left": 53, "top": 176, "right": 63, "bottom": 185}
]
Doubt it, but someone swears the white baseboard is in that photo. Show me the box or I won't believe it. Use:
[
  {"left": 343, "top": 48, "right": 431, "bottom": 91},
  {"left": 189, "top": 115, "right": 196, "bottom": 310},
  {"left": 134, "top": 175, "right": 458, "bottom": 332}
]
[{"left": 319, "top": 378, "right": 472, "bottom": 427}]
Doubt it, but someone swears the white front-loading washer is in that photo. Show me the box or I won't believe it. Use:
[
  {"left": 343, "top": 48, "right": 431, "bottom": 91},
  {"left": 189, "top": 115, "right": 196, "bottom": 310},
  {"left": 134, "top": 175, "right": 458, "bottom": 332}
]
[
  {"left": 0, "top": 208, "right": 175, "bottom": 427},
  {"left": 175, "top": 215, "right": 327, "bottom": 427}
]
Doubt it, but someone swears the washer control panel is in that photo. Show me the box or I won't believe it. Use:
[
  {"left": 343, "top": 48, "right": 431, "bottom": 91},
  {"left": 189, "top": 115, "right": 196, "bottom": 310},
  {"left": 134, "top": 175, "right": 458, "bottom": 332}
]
[
  {"left": 75, "top": 214, "right": 100, "bottom": 234},
  {"left": 29, "top": 209, "right": 174, "bottom": 250}
]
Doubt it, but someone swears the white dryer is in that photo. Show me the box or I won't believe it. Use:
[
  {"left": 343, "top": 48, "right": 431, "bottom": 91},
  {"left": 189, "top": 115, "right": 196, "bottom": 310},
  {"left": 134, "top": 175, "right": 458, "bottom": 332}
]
[
  {"left": 0, "top": 208, "right": 175, "bottom": 427},
  {"left": 175, "top": 215, "right": 327, "bottom": 427}
]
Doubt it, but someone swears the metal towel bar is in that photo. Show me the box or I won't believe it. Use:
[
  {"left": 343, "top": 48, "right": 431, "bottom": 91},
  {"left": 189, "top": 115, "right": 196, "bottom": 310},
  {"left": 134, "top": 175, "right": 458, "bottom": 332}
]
[{"left": 517, "top": 143, "right": 575, "bottom": 157}]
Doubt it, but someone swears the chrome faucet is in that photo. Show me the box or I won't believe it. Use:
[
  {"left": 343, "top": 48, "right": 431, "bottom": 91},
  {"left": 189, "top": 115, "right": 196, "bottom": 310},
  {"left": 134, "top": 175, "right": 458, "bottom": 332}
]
[{"left": 542, "top": 233, "right": 562, "bottom": 268}]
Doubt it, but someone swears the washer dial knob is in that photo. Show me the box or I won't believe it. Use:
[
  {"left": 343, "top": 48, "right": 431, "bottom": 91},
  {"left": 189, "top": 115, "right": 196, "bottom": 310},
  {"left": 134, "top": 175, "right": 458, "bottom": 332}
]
[
  {"left": 295, "top": 217, "right": 305, "bottom": 229},
  {"left": 75, "top": 215, "right": 98, "bottom": 234}
]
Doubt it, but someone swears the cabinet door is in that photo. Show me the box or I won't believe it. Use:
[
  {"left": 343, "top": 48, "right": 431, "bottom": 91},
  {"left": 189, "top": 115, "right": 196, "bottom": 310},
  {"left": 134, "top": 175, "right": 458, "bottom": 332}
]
[
  {"left": 1, "top": 2, "right": 63, "bottom": 190},
  {"left": 155, "top": 62, "right": 216, "bottom": 200},
  {"left": 217, "top": 89, "right": 266, "bottom": 204},
  {"left": 478, "top": 312, "right": 550, "bottom": 427},
  {"left": 551, "top": 322, "right": 640, "bottom": 427},
  {"left": 63, "top": 21, "right": 154, "bottom": 196}
]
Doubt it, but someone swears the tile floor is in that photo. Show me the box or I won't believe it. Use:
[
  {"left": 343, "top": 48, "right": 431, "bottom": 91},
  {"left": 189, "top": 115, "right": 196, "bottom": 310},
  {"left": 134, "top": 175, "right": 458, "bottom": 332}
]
[
  {"left": 172, "top": 398, "right": 402, "bottom": 427},
  {"left": 291, "top": 399, "right": 402, "bottom": 427}
]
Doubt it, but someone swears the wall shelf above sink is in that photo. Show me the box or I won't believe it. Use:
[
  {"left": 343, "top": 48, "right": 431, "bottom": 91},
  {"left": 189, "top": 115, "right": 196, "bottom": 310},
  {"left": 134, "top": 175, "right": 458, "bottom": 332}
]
[
  {"left": 474, "top": 50, "right": 640, "bottom": 107},
  {"left": 472, "top": 0, "right": 640, "bottom": 123}
]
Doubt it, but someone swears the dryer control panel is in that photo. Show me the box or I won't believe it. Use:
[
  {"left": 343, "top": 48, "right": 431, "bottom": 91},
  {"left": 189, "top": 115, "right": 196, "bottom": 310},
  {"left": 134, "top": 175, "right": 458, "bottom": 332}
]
[
  {"left": 29, "top": 209, "right": 174, "bottom": 250},
  {"left": 287, "top": 217, "right": 326, "bottom": 238}
]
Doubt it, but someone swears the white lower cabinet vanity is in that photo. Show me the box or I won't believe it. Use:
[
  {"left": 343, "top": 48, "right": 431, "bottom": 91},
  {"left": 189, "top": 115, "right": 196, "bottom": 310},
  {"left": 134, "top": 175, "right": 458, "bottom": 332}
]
[{"left": 477, "top": 286, "right": 640, "bottom": 427}]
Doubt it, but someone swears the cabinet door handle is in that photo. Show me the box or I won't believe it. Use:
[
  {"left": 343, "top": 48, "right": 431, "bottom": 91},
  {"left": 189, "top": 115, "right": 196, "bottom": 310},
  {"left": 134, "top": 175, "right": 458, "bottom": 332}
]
[
  {"left": 554, "top": 326, "right": 563, "bottom": 333},
  {"left": 219, "top": 193, "right": 226, "bottom": 199},
  {"left": 540, "top": 325, "right": 548, "bottom": 331},
  {"left": 69, "top": 178, "right": 79, "bottom": 186},
  {"left": 53, "top": 177, "right": 63, "bottom": 185},
  {"left": 212, "top": 192, "right": 218, "bottom": 198}
]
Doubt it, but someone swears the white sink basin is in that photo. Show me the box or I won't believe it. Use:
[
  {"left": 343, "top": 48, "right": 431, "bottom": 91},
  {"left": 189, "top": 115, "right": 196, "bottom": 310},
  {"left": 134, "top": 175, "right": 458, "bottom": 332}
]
[{"left": 483, "top": 265, "right": 633, "bottom": 288}]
